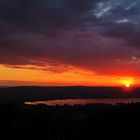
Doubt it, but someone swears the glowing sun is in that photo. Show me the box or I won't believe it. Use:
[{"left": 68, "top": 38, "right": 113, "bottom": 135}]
[
  {"left": 120, "top": 78, "right": 134, "bottom": 88},
  {"left": 125, "top": 83, "right": 130, "bottom": 88}
]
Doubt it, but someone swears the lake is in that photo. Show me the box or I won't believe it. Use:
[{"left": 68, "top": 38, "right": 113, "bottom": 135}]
[{"left": 25, "top": 98, "right": 140, "bottom": 106}]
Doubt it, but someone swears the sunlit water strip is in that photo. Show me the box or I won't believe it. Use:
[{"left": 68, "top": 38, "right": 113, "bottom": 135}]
[{"left": 25, "top": 98, "right": 140, "bottom": 106}]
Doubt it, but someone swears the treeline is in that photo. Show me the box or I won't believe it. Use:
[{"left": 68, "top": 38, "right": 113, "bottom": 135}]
[{"left": 0, "top": 103, "right": 139, "bottom": 140}]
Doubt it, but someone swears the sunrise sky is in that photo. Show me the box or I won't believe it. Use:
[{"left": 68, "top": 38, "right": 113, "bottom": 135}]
[{"left": 0, "top": 0, "right": 140, "bottom": 86}]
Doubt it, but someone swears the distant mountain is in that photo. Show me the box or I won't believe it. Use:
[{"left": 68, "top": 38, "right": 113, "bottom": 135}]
[{"left": 0, "top": 86, "right": 140, "bottom": 103}]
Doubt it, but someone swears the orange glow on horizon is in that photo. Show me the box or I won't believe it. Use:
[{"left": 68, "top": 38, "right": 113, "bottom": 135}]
[{"left": 0, "top": 65, "right": 139, "bottom": 87}]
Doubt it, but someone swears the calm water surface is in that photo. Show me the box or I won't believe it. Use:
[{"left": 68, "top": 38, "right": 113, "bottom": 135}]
[{"left": 25, "top": 98, "right": 140, "bottom": 106}]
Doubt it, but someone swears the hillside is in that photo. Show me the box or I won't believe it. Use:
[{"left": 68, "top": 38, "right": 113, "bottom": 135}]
[{"left": 0, "top": 86, "right": 140, "bottom": 103}]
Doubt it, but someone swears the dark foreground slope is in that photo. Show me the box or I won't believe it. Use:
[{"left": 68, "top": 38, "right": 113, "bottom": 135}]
[
  {"left": 0, "top": 103, "right": 140, "bottom": 140},
  {"left": 0, "top": 86, "right": 140, "bottom": 103}
]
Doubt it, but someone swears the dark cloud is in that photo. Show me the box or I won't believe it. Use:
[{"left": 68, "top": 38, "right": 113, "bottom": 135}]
[
  {"left": 0, "top": 0, "right": 96, "bottom": 31},
  {"left": 0, "top": 0, "right": 140, "bottom": 75}
]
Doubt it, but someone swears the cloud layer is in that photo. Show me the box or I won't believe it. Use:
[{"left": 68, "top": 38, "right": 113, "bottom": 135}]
[{"left": 0, "top": 0, "right": 140, "bottom": 76}]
